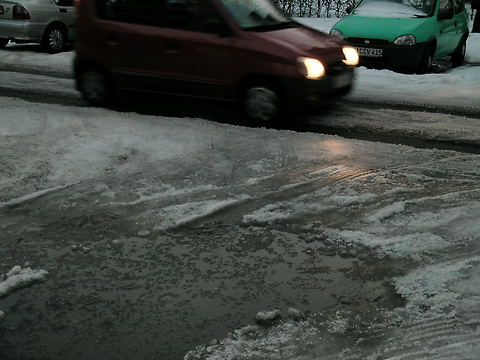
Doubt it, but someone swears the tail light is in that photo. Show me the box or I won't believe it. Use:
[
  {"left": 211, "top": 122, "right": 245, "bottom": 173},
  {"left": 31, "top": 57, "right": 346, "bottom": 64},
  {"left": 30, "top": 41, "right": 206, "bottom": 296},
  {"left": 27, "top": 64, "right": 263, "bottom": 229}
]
[
  {"left": 73, "top": 0, "right": 81, "bottom": 14},
  {"left": 13, "top": 5, "right": 30, "bottom": 20}
]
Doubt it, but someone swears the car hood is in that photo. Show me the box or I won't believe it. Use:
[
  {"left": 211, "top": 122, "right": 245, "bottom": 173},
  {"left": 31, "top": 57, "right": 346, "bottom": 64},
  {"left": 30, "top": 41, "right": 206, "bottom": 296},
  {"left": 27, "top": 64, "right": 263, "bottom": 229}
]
[
  {"left": 252, "top": 24, "right": 346, "bottom": 62},
  {"left": 332, "top": 15, "right": 431, "bottom": 42}
]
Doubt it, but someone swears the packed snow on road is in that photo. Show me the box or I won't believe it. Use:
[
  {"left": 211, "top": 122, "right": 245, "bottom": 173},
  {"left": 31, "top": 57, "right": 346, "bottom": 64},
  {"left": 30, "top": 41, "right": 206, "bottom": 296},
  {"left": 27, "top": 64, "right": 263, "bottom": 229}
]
[{"left": 1, "top": 17, "right": 480, "bottom": 360}]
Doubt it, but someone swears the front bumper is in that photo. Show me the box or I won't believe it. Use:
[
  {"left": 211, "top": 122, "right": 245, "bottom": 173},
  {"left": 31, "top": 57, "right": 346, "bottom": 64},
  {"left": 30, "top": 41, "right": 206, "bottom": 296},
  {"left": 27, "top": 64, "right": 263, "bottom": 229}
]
[
  {"left": 279, "top": 64, "right": 355, "bottom": 108},
  {"left": 345, "top": 38, "right": 428, "bottom": 71}
]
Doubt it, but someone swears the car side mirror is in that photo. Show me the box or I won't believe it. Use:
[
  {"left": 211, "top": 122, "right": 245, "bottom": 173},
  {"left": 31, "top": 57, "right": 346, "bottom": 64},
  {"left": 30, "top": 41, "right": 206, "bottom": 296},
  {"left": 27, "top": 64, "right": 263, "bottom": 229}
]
[
  {"left": 346, "top": 5, "right": 354, "bottom": 14},
  {"left": 203, "top": 18, "right": 230, "bottom": 37}
]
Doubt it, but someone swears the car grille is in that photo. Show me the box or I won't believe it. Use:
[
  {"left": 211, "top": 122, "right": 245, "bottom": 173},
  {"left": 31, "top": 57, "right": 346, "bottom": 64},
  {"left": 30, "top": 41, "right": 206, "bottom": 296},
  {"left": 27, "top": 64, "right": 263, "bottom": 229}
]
[{"left": 346, "top": 37, "right": 389, "bottom": 46}]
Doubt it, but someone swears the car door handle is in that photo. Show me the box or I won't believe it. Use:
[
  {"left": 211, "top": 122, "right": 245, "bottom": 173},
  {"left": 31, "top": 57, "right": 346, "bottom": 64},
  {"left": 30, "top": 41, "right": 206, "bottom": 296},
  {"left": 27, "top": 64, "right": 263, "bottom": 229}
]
[{"left": 59, "top": 8, "right": 67, "bottom": 12}]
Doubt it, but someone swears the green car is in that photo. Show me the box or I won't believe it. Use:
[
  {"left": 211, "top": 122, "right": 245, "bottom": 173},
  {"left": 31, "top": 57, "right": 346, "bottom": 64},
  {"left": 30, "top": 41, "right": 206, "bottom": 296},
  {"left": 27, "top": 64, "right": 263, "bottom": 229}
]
[{"left": 330, "top": 0, "right": 469, "bottom": 73}]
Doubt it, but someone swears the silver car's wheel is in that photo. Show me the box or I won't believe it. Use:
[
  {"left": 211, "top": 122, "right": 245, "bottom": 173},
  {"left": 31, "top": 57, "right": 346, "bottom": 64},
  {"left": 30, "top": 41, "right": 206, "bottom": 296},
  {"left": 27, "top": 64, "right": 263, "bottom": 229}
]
[
  {"left": 243, "top": 85, "right": 280, "bottom": 123},
  {"left": 80, "top": 69, "right": 110, "bottom": 106},
  {"left": 43, "top": 27, "right": 65, "bottom": 53}
]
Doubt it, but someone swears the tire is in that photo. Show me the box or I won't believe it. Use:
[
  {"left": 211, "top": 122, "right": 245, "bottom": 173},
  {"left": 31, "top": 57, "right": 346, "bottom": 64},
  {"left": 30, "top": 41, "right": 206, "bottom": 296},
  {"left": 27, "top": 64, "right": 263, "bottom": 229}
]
[
  {"left": 242, "top": 81, "right": 281, "bottom": 125},
  {"left": 0, "top": 38, "right": 9, "bottom": 48},
  {"left": 417, "top": 44, "right": 434, "bottom": 74},
  {"left": 42, "top": 25, "right": 66, "bottom": 53},
  {"left": 79, "top": 67, "right": 112, "bottom": 106},
  {"left": 451, "top": 37, "right": 467, "bottom": 68}
]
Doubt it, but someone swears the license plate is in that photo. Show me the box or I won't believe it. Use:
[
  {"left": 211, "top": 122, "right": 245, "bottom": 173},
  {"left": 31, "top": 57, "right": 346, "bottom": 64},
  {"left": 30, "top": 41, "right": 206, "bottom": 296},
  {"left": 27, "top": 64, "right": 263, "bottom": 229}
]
[
  {"left": 355, "top": 47, "right": 383, "bottom": 58},
  {"left": 332, "top": 72, "right": 353, "bottom": 89}
]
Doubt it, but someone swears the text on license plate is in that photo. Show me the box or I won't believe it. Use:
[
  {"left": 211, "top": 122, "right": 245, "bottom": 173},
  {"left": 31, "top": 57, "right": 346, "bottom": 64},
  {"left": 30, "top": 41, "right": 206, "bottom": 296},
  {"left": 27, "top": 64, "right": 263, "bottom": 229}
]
[{"left": 355, "top": 47, "right": 383, "bottom": 58}]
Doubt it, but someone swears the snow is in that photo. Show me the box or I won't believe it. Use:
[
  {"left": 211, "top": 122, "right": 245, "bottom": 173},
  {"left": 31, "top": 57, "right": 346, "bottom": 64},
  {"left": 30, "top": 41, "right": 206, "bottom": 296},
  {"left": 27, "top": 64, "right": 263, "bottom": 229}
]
[
  {"left": 1, "top": 16, "right": 480, "bottom": 360},
  {"left": 0, "top": 266, "right": 49, "bottom": 299},
  {"left": 352, "top": 0, "right": 431, "bottom": 18}
]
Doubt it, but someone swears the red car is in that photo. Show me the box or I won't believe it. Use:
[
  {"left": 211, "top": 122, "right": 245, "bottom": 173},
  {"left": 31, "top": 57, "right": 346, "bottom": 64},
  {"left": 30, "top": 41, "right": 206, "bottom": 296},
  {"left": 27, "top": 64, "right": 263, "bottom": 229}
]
[{"left": 73, "top": 0, "right": 358, "bottom": 124}]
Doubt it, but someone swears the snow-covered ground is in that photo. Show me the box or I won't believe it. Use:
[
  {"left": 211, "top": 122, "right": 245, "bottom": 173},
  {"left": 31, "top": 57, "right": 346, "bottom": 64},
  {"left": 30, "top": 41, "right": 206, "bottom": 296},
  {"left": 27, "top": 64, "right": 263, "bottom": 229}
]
[{"left": 0, "top": 17, "right": 480, "bottom": 360}]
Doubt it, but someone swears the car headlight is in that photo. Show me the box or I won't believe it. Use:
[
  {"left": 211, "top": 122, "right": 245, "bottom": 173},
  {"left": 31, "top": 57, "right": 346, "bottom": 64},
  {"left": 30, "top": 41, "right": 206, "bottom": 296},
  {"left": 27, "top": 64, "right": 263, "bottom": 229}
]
[
  {"left": 342, "top": 46, "right": 359, "bottom": 66},
  {"left": 330, "top": 29, "right": 344, "bottom": 40},
  {"left": 394, "top": 35, "right": 416, "bottom": 46},
  {"left": 297, "top": 57, "right": 325, "bottom": 79}
]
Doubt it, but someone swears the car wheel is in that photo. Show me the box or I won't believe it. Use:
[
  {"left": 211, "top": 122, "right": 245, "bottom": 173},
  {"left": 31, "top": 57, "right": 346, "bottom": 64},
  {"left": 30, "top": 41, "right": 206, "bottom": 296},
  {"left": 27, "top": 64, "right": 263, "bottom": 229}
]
[
  {"left": 0, "top": 38, "right": 9, "bottom": 48},
  {"left": 42, "top": 25, "right": 65, "bottom": 53},
  {"left": 417, "top": 44, "right": 434, "bottom": 74},
  {"left": 79, "top": 67, "right": 112, "bottom": 106},
  {"left": 242, "top": 81, "right": 281, "bottom": 125},
  {"left": 451, "top": 37, "right": 467, "bottom": 68}
]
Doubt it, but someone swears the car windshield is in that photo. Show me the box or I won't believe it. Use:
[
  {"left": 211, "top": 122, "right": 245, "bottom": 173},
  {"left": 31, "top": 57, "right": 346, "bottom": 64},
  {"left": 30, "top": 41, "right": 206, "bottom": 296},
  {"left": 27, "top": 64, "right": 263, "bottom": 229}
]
[
  {"left": 353, "top": 0, "right": 437, "bottom": 18},
  {"left": 219, "top": 0, "right": 295, "bottom": 31}
]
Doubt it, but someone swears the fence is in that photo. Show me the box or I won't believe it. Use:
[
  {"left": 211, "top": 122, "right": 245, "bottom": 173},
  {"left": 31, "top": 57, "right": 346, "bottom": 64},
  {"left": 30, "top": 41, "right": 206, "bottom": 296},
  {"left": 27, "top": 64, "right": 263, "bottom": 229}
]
[
  {"left": 273, "top": 0, "right": 475, "bottom": 18},
  {"left": 272, "top": 0, "right": 356, "bottom": 18}
]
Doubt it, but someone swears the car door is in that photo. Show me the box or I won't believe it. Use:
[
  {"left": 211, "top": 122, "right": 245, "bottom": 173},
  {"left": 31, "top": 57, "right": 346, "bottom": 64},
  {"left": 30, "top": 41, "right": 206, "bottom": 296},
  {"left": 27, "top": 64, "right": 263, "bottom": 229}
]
[
  {"left": 436, "top": 0, "right": 459, "bottom": 56},
  {"left": 143, "top": 0, "right": 235, "bottom": 99},
  {"left": 96, "top": 0, "right": 234, "bottom": 100},
  {"left": 53, "top": 0, "right": 75, "bottom": 38}
]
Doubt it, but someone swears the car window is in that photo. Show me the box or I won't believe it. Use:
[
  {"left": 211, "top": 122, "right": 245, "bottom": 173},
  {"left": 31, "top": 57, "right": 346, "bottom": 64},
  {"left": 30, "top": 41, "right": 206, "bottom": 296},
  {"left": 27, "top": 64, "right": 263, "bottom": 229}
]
[
  {"left": 163, "top": 0, "right": 224, "bottom": 32},
  {"left": 219, "top": 0, "right": 292, "bottom": 30},
  {"left": 96, "top": 0, "right": 224, "bottom": 33},
  {"left": 439, "top": 0, "right": 454, "bottom": 16},
  {"left": 55, "top": 0, "right": 74, "bottom": 6},
  {"left": 454, "top": 0, "right": 465, "bottom": 13},
  {"left": 96, "top": 0, "right": 162, "bottom": 27}
]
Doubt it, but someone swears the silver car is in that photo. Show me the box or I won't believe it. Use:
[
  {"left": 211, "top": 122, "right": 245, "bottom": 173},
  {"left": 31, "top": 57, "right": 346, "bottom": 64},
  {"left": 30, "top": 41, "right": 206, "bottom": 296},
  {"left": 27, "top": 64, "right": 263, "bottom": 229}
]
[{"left": 0, "top": 0, "right": 75, "bottom": 53}]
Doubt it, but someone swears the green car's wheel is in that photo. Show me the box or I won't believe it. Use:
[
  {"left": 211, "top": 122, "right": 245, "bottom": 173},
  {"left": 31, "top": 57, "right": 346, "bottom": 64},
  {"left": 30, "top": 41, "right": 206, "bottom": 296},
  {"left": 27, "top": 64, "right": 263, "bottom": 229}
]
[
  {"left": 417, "top": 44, "right": 434, "bottom": 74},
  {"left": 451, "top": 36, "right": 467, "bottom": 68}
]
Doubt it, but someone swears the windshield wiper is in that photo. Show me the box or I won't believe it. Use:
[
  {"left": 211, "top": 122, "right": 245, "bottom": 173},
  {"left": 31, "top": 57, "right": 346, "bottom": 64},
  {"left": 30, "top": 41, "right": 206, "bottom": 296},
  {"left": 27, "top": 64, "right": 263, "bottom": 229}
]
[{"left": 244, "top": 21, "right": 297, "bottom": 32}]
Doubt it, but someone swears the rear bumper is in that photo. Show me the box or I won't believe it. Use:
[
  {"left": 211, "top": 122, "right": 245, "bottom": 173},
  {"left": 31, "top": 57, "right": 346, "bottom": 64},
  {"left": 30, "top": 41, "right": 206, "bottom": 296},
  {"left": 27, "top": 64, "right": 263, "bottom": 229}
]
[{"left": 0, "top": 20, "right": 45, "bottom": 42}]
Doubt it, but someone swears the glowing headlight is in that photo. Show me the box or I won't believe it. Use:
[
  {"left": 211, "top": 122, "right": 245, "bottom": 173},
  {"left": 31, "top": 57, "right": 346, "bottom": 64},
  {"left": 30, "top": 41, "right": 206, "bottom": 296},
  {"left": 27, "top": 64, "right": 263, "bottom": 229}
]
[
  {"left": 394, "top": 35, "right": 416, "bottom": 46},
  {"left": 342, "top": 46, "right": 359, "bottom": 66},
  {"left": 297, "top": 57, "right": 325, "bottom": 79},
  {"left": 330, "top": 29, "right": 344, "bottom": 40}
]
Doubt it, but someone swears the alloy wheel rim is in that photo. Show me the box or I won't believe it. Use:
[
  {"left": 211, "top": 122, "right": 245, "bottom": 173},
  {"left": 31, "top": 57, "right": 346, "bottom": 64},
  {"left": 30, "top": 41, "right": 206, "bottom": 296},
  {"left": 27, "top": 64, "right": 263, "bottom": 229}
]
[
  {"left": 48, "top": 30, "right": 64, "bottom": 51},
  {"left": 245, "top": 87, "right": 279, "bottom": 122},
  {"left": 82, "top": 72, "right": 106, "bottom": 103}
]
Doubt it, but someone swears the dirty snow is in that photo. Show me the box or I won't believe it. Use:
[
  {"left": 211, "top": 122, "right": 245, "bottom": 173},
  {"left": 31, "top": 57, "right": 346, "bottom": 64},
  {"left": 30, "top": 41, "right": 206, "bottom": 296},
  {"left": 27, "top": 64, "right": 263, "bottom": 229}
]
[{"left": 0, "top": 16, "right": 480, "bottom": 360}]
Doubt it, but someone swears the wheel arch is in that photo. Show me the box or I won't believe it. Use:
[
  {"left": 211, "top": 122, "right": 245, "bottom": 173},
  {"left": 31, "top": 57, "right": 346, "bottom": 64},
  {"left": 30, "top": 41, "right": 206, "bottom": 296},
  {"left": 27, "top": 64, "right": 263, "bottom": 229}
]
[
  {"left": 451, "top": 31, "right": 469, "bottom": 55},
  {"left": 43, "top": 21, "right": 69, "bottom": 40},
  {"left": 425, "top": 36, "right": 437, "bottom": 55}
]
